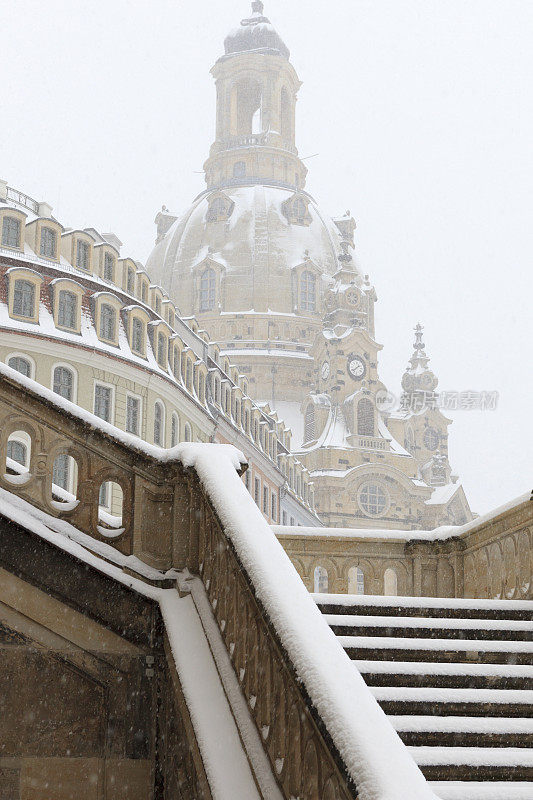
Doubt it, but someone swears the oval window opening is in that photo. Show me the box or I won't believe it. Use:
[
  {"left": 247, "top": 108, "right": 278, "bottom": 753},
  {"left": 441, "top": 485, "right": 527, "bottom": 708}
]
[
  {"left": 51, "top": 454, "right": 79, "bottom": 510},
  {"left": 97, "top": 481, "right": 124, "bottom": 537},
  {"left": 5, "top": 431, "right": 31, "bottom": 485}
]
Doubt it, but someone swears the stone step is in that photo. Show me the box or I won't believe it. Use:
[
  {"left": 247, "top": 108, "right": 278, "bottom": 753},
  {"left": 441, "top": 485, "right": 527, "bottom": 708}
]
[
  {"left": 391, "top": 714, "right": 533, "bottom": 748},
  {"left": 325, "top": 613, "right": 533, "bottom": 641},
  {"left": 372, "top": 685, "right": 533, "bottom": 719},
  {"left": 341, "top": 635, "right": 533, "bottom": 665},
  {"left": 430, "top": 781, "right": 533, "bottom": 799},
  {"left": 410, "top": 746, "right": 533, "bottom": 782},
  {"left": 314, "top": 594, "right": 533, "bottom": 622}
]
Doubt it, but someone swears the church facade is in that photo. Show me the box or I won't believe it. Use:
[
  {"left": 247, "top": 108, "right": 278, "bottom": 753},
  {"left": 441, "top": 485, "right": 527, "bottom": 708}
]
[{"left": 147, "top": 1, "right": 472, "bottom": 530}]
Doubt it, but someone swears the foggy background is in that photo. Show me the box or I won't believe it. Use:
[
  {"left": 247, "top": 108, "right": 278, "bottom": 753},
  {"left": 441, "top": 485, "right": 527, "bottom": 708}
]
[{"left": 1, "top": 0, "right": 532, "bottom": 516}]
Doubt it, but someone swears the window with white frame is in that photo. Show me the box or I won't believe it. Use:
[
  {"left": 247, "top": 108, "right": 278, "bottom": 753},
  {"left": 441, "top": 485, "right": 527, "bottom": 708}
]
[
  {"left": 2, "top": 216, "right": 21, "bottom": 248},
  {"left": 154, "top": 401, "right": 164, "bottom": 446},
  {"left": 40, "top": 227, "right": 56, "bottom": 258},
  {"left": 57, "top": 290, "right": 77, "bottom": 330},
  {"left": 200, "top": 267, "right": 216, "bottom": 312},
  {"left": 103, "top": 252, "right": 115, "bottom": 282},
  {"left": 94, "top": 384, "right": 112, "bottom": 422},
  {"left": 53, "top": 366, "right": 74, "bottom": 401},
  {"left": 126, "top": 395, "right": 141, "bottom": 436},
  {"left": 171, "top": 413, "right": 180, "bottom": 447},
  {"left": 8, "top": 355, "right": 31, "bottom": 377},
  {"left": 131, "top": 317, "right": 144, "bottom": 354},
  {"left": 76, "top": 240, "right": 90, "bottom": 270},
  {"left": 300, "top": 271, "right": 316, "bottom": 311},
  {"left": 13, "top": 280, "right": 35, "bottom": 318},
  {"left": 99, "top": 303, "right": 116, "bottom": 341}
]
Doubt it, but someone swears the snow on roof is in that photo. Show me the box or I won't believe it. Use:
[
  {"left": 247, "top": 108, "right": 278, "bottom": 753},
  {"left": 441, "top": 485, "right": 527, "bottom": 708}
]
[{"left": 425, "top": 483, "right": 462, "bottom": 505}]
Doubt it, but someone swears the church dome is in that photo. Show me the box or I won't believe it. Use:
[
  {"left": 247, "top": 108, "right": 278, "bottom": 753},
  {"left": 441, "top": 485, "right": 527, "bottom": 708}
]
[
  {"left": 146, "top": 185, "right": 346, "bottom": 314},
  {"left": 223, "top": 2, "right": 290, "bottom": 60}
]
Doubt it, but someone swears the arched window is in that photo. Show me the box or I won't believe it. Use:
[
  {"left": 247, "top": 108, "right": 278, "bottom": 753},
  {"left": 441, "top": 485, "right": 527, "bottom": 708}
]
[
  {"left": 57, "top": 290, "right": 77, "bottom": 330},
  {"left": 206, "top": 197, "right": 230, "bottom": 223},
  {"left": 13, "top": 280, "right": 35, "bottom": 318},
  {"left": 99, "top": 303, "right": 116, "bottom": 341},
  {"left": 52, "top": 453, "right": 70, "bottom": 491},
  {"left": 53, "top": 366, "right": 74, "bottom": 401},
  {"left": 7, "top": 439, "right": 27, "bottom": 467},
  {"left": 2, "top": 216, "right": 21, "bottom": 248},
  {"left": 198, "top": 372, "right": 205, "bottom": 403},
  {"left": 313, "top": 566, "right": 328, "bottom": 593},
  {"left": 280, "top": 87, "right": 291, "bottom": 140},
  {"left": 8, "top": 355, "right": 31, "bottom": 377},
  {"left": 131, "top": 317, "right": 144, "bottom": 354},
  {"left": 304, "top": 403, "right": 315, "bottom": 442},
  {"left": 293, "top": 198, "right": 306, "bottom": 222},
  {"left": 76, "top": 239, "right": 89, "bottom": 270},
  {"left": 184, "top": 422, "right": 192, "bottom": 442},
  {"left": 357, "top": 398, "right": 374, "bottom": 437},
  {"left": 40, "top": 227, "right": 56, "bottom": 258},
  {"left": 384, "top": 568, "right": 398, "bottom": 596},
  {"left": 154, "top": 401, "right": 164, "bottom": 446},
  {"left": 126, "top": 267, "right": 135, "bottom": 294},
  {"left": 186, "top": 359, "right": 193, "bottom": 392},
  {"left": 348, "top": 566, "right": 365, "bottom": 595},
  {"left": 300, "top": 271, "right": 316, "bottom": 311},
  {"left": 233, "top": 161, "right": 246, "bottom": 178},
  {"left": 103, "top": 252, "right": 115, "bottom": 282},
  {"left": 200, "top": 267, "right": 216, "bottom": 312},
  {"left": 171, "top": 413, "right": 180, "bottom": 447}
]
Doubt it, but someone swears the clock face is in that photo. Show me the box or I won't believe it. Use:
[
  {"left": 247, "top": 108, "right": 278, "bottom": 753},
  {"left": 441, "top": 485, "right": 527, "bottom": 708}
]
[
  {"left": 346, "top": 289, "right": 358, "bottom": 307},
  {"left": 347, "top": 354, "right": 366, "bottom": 381},
  {"left": 321, "top": 360, "right": 330, "bottom": 380}
]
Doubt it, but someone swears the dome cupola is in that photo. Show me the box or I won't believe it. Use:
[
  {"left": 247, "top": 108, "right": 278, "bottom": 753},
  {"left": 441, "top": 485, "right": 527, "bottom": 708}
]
[{"left": 223, "top": 2, "right": 290, "bottom": 60}]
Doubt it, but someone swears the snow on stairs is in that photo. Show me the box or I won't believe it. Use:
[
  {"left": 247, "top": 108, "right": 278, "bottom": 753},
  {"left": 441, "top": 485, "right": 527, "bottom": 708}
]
[{"left": 314, "top": 594, "right": 533, "bottom": 797}]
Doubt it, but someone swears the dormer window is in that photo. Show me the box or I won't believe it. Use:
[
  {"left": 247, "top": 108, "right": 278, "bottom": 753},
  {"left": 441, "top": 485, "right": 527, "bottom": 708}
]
[
  {"left": 300, "top": 271, "right": 316, "bottom": 311},
  {"left": 13, "top": 280, "right": 35, "bottom": 318},
  {"left": 157, "top": 332, "right": 167, "bottom": 368},
  {"left": 200, "top": 267, "right": 216, "bottom": 311},
  {"left": 155, "top": 296, "right": 162, "bottom": 315},
  {"left": 57, "top": 290, "right": 77, "bottom": 330},
  {"left": 282, "top": 194, "right": 311, "bottom": 226},
  {"left": 2, "top": 217, "right": 21, "bottom": 249},
  {"left": 99, "top": 303, "right": 116, "bottom": 341},
  {"left": 141, "top": 281, "right": 147, "bottom": 302},
  {"left": 131, "top": 317, "right": 144, "bottom": 354},
  {"left": 40, "top": 227, "right": 57, "bottom": 258},
  {"left": 103, "top": 252, "right": 115, "bottom": 282},
  {"left": 126, "top": 267, "right": 135, "bottom": 294},
  {"left": 76, "top": 239, "right": 90, "bottom": 270},
  {"left": 206, "top": 194, "right": 233, "bottom": 223}
]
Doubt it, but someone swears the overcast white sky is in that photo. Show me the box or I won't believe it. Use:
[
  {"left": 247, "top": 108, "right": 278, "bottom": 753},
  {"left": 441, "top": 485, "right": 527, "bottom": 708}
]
[{"left": 1, "top": 0, "right": 532, "bottom": 515}]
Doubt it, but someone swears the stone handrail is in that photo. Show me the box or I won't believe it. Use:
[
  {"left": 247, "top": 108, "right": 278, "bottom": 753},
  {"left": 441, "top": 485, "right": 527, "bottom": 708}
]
[{"left": 0, "top": 365, "right": 437, "bottom": 799}]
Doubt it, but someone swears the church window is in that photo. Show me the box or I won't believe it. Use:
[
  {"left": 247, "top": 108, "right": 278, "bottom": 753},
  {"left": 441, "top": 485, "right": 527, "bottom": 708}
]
[
  {"left": 314, "top": 565, "right": 328, "bottom": 593},
  {"left": 155, "top": 296, "right": 162, "bottom": 315},
  {"left": 40, "top": 226, "right": 57, "bottom": 258},
  {"left": 13, "top": 279, "right": 35, "bottom": 318},
  {"left": 186, "top": 359, "right": 193, "bottom": 392},
  {"left": 76, "top": 239, "right": 90, "bottom": 270},
  {"left": 103, "top": 252, "right": 115, "bottom": 282},
  {"left": 293, "top": 198, "right": 306, "bottom": 223},
  {"left": 8, "top": 355, "right": 31, "bottom": 377},
  {"left": 424, "top": 428, "right": 440, "bottom": 451},
  {"left": 200, "top": 267, "right": 216, "bottom": 312},
  {"left": 357, "top": 398, "right": 374, "bottom": 437},
  {"left": 53, "top": 366, "right": 74, "bottom": 401},
  {"left": 94, "top": 384, "right": 112, "bottom": 422},
  {"left": 358, "top": 482, "right": 388, "bottom": 517},
  {"left": 184, "top": 422, "right": 192, "bottom": 442},
  {"left": 99, "top": 303, "right": 116, "bottom": 341},
  {"left": 233, "top": 161, "right": 246, "bottom": 178},
  {"left": 300, "top": 271, "right": 316, "bottom": 311},
  {"left": 254, "top": 477, "right": 261, "bottom": 505},
  {"left": 171, "top": 413, "right": 180, "bottom": 446},
  {"left": 131, "top": 317, "right": 144, "bottom": 354},
  {"left": 198, "top": 372, "right": 205, "bottom": 403},
  {"left": 304, "top": 403, "right": 315, "bottom": 442},
  {"left": 141, "top": 281, "right": 147, "bottom": 302},
  {"left": 154, "top": 401, "right": 164, "bottom": 446},
  {"left": 57, "top": 290, "right": 77, "bottom": 330},
  {"left": 206, "top": 197, "right": 232, "bottom": 223},
  {"left": 2, "top": 216, "right": 21, "bottom": 248},
  {"left": 126, "top": 395, "right": 141, "bottom": 436},
  {"left": 126, "top": 267, "right": 135, "bottom": 294}
]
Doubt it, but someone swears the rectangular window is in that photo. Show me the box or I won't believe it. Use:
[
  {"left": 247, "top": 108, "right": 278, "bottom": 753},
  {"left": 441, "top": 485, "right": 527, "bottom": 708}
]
[
  {"left": 271, "top": 492, "right": 277, "bottom": 521},
  {"left": 2, "top": 216, "right": 21, "bottom": 248},
  {"left": 282, "top": 510, "right": 287, "bottom": 525},
  {"left": 157, "top": 333, "right": 167, "bottom": 368},
  {"left": 94, "top": 384, "right": 112, "bottom": 422},
  {"left": 290, "top": 516, "right": 295, "bottom": 526},
  {"left": 76, "top": 239, "right": 90, "bottom": 270},
  {"left": 141, "top": 282, "right": 147, "bottom": 302},
  {"left": 103, "top": 252, "right": 115, "bottom": 282},
  {"left": 127, "top": 268, "right": 135, "bottom": 294},
  {"left": 131, "top": 317, "right": 144, "bottom": 353},
  {"left": 13, "top": 279, "right": 35, "bottom": 318},
  {"left": 254, "top": 477, "right": 260, "bottom": 505},
  {"left": 40, "top": 226, "right": 56, "bottom": 258},
  {"left": 99, "top": 303, "right": 116, "bottom": 341},
  {"left": 263, "top": 485, "right": 268, "bottom": 514},
  {"left": 155, "top": 296, "right": 161, "bottom": 315},
  {"left": 244, "top": 469, "right": 251, "bottom": 491},
  {"left": 126, "top": 395, "right": 140, "bottom": 435},
  {"left": 57, "top": 290, "right": 77, "bottom": 329}
]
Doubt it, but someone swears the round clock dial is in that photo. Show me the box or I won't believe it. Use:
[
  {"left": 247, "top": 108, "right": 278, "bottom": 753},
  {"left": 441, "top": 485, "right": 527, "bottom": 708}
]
[
  {"left": 346, "top": 289, "right": 358, "bottom": 307},
  {"left": 347, "top": 354, "right": 366, "bottom": 381},
  {"left": 321, "top": 360, "right": 330, "bottom": 380}
]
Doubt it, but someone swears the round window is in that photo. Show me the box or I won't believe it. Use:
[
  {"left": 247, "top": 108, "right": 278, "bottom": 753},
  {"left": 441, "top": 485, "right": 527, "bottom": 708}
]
[
  {"left": 424, "top": 428, "right": 440, "bottom": 451},
  {"left": 358, "top": 483, "right": 389, "bottom": 517}
]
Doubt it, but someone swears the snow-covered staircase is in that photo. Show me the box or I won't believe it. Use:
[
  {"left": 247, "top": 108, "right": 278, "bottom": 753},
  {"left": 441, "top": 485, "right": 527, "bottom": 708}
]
[{"left": 315, "top": 594, "right": 533, "bottom": 800}]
